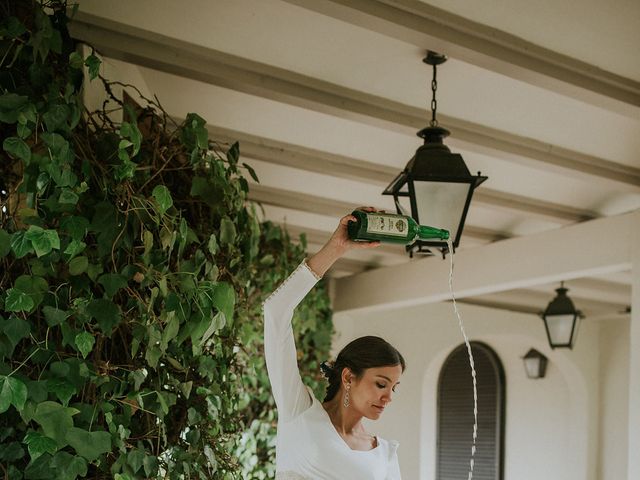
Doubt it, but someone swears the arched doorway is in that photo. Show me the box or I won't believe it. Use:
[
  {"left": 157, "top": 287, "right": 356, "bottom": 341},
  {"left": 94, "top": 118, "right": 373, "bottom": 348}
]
[{"left": 436, "top": 342, "right": 505, "bottom": 480}]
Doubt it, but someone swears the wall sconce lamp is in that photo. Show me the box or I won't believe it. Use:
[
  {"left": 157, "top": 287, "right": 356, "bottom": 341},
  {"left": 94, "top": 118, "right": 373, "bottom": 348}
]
[{"left": 523, "top": 349, "right": 548, "bottom": 379}]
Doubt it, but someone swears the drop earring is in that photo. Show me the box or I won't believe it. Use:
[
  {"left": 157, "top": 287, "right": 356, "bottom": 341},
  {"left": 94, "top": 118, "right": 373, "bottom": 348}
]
[{"left": 343, "top": 384, "right": 351, "bottom": 408}]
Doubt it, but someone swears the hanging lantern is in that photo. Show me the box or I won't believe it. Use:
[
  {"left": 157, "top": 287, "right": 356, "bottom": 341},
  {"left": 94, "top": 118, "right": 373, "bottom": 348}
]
[
  {"left": 540, "top": 282, "right": 583, "bottom": 349},
  {"left": 383, "top": 51, "right": 487, "bottom": 256}
]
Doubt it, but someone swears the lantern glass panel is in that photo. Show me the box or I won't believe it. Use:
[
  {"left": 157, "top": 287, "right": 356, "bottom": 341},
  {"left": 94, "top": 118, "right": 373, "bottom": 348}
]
[
  {"left": 523, "top": 357, "right": 541, "bottom": 379},
  {"left": 546, "top": 313, "right": 576, "bottom": 345},
  {"left": 413, "top": 181, "right": 471, "bottom": 236}
]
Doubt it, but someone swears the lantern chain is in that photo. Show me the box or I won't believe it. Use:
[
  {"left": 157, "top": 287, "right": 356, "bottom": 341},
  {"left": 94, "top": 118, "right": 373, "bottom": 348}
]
[{"left": 430, "top": 63, "right": 438, "bottom": 127}]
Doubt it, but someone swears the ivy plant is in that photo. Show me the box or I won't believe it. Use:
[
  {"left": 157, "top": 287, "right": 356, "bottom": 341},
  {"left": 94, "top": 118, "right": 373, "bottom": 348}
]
[{"left": 0, "top": 1, "right": 333, "bottom": 479}]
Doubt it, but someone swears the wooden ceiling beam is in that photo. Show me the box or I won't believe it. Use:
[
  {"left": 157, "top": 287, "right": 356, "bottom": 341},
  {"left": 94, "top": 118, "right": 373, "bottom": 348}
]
[
  {"left": 207, "top": 124, "right": 598, "bottom": 224},
  {"left": 69, "top": 13, "right": 640, "bottom": 190},
  {"left": 283, "top": 0, "right": 640, "bottom": 115},
  {"left": 332, "top": 209, "right": 638, "bottom": 313}
]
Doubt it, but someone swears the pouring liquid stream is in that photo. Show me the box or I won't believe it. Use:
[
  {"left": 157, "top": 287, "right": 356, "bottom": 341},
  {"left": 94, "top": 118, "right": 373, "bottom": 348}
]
[{"left": 447, "top": 238, "right": 478, "bottom": 480}]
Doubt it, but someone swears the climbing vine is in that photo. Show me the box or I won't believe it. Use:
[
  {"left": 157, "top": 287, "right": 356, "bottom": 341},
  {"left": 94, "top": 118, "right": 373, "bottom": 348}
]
[{"left": 0, "top": 1, "right": 333, "bottom": 478}]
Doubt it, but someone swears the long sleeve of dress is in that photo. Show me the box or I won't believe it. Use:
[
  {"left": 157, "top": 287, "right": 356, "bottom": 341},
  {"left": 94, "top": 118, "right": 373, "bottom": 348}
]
[{"left": 263, "top": 260, "right": 321, "bottom": 423}]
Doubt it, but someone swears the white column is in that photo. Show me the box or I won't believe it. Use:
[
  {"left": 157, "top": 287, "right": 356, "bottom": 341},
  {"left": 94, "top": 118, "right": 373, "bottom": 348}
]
[{"left": 628, "top": 216, "right": 640, "bottom": 480}]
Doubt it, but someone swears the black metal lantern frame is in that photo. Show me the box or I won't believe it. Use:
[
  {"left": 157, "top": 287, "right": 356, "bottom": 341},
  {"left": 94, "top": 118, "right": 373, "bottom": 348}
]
[
  {"left": 383, "top": 51, "right": 487, "bottom": 257},
  {"left": 540, "top": 282, "right": 583, "bottom": 349}
]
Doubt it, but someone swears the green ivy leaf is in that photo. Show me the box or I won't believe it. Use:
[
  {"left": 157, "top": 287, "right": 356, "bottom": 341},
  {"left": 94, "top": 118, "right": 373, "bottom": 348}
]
[
  {"left": 3, "top": 136, "right": 31, "bottom": 161},
  {"left": 119, "top": 122, "right": 141, "bottom": 156},
  {"left": 68, "top": 51, "right": 84, "bottom": 69},
  {"left": 0, "top": 375, "right": 28, "bottom": 412},
  {"left": 0, "top": 229, "right": 11, "bottom": 258},
  {"left": 14, "top": 275, "right": 48, "bottom": 311},
  {"left": 0, "top": 92, "right": 28, "bottom": 111},
  {"left": 210, "top": 282, "right": 235, "bottom": 325},
  {"left": 60, "top": 216, "right": 89, "bottom": 241},
  {"left": 189, "top": 176, "right": 222, "bottom": 208},
  {"left": 87, "top": 263, "right": 103, "bottom": 282},
  {"left": 199, "top": 311, "right": 225, "bottom": 346},
  {"left": 207, "top": 234, "right": 218, "bottom": 255},
  {"left": 131, "top": 369, "right": 147, "bottom": 391},
  {"left": 42, "top": 104, "right": 69, "bottom": 131},
  {"left": 204, "top": 445, "right": 218, "bottom": 472},
  {"left": 220, "top": 217, "right": 236, "bottom": 245},
  {"left": 42, "top": 306, "right": 69, "bottom": 327},
  {"left": 181, "top": 113, "right": 208, "bottom": 150},
  {"left": 0, "top": 441, "right": 25, "bottom": 461},
  {"left": 115, "top": 156, "right": 137, "bottom": 181},
  {"left": 152, "top": 185, "right": 173, "bottom": 215},
  {"left": 226, "top": 142, "right": 240, "bottom": 165},
  {"left": 51, "top": 451, "right": 88, "bottom": 480},
  {"left": 58, "top": 189, "right": 79, "bottom": 205},
  {"left": 161, "top": 312, "right": 180, "bottom": 350},
  {"left": 68, "top": 256, "right": 88, "bottom": 275},
  {"left": 2, "top": 315, "right": 31, "bottom": 346},
  {"left": 63, "top": 239, "right": 86, "bottom": 259},
  {"left": 145, "top": 327, "right": 162, "bottom": 368},
  {"left": 10, "top": 231, "right": 34, "bottom": 258},
  {"left": 87, "top": 299, "right": 121, "bottom": 335},
  {"left": 25, "top": 226, "right": 60, "bottom": 257},
  {"left": 47, "top": 379, "right": 76, "bottom": 407},
  {"left": 33, "top": 401, "right": 78, "bottom": 448},
  {"left": 1, "top": 17, "right": 27, "bottom": 38},
  {"left": 127, "top": 448, "right": 145, "bottom": 474},
  {"left": 23, "top": 431, "right": 58, "bottom": 461},
  {"left": 24, "top": 452, "right": 54, "bottom": 479},
  {"left": 97, "top": 273, "right": 127, "bottom": 298},
  {"left": 180, "top": 381, "right": 193, "bottom": 399},
  {"left": 20, "top": 102, "right": 37, "bottom": 124},
  {"left": 5, "top": 288, "right": 34, "bottom": 312},
  {"left": 84, "top": 54, "right": 101, "bottom": 81},
  {"left": 18, "top": 122, "right": 32, "bottom": 139},
  {"left": 74, "top": 332, "right": 95, "bottom": 359},
  {"left": 65, "top": 427, "right": 111, "bottom": 462},
  {"left": 155, "top": 391, "right": 176, "bottom": 417},
  {"left": 143, "top": 454, "right": 159, "bottom": 477},
  {"left": 41, "top": 132, "right": 69, "bottom": 154},
  {"left": 242, "top": 162, "right": 260, "bottom": 183},
  {"left": 26, "top": 380, "right": 48, "bottom": 403}
]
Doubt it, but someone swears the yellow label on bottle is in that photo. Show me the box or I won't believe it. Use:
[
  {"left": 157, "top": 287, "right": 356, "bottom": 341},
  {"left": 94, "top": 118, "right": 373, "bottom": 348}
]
[{"left": 365, "top": 214, "right": 408, "bottom": 237}]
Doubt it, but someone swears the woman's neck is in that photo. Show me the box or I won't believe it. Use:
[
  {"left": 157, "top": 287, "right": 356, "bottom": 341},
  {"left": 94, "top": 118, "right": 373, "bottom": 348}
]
[{"left": 322, "top": 397, "right": 364, "bottom": 435}]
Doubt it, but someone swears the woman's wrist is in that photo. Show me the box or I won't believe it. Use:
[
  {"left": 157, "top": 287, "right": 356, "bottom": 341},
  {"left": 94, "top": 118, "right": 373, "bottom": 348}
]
[{"left": 307, "top": 241, "right": 348, "bottom": 278}]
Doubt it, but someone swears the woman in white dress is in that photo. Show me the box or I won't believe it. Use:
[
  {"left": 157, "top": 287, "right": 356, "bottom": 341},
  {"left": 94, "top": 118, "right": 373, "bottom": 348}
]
[{"left": 263, "top": 209, "right": 405, "bottom": 479}]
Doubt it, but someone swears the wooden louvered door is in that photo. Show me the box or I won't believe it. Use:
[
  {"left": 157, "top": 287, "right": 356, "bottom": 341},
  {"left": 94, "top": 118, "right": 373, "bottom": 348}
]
[{"left": 436, "top": 342, "right": 505, "bottom": 480}]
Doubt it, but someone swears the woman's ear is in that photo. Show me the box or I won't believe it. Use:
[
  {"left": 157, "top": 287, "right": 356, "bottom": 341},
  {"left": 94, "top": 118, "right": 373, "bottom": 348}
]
[{"left": 340, "top": 367, "right": 352, "bottom": 386}]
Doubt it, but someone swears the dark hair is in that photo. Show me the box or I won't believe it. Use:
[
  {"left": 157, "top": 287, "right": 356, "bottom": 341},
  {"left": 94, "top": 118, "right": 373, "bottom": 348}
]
[{"left": 320, "top": 336, "right": 405, "bottom": 402}]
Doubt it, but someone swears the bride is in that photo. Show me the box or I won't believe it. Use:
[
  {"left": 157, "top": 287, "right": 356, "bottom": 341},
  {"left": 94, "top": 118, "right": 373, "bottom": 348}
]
[{"left": 263, "top": 209, "right": 405, "bottom": 479}]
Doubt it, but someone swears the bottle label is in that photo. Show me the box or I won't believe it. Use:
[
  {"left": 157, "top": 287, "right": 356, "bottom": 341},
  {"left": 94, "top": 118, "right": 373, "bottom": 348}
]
[{"left": 365, "top": 214, "right": 408, "bottom": 237}]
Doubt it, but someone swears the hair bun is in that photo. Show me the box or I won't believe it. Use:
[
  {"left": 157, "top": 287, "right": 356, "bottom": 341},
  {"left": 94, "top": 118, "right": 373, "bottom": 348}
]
[{"left": 320, "top": 360, "right": 335, "bottom": 378}]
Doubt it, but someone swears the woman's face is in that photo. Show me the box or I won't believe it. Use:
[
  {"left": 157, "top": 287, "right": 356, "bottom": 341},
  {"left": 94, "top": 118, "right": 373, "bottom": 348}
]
[{"left": 348, "top": 364, "right": 403, "bottom": 420}]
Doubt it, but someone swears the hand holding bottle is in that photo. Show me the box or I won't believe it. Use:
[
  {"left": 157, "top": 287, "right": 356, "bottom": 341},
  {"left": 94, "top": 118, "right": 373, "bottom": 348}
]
[{"left": 307, "top": 207, "right": 381, "bottom": 278}]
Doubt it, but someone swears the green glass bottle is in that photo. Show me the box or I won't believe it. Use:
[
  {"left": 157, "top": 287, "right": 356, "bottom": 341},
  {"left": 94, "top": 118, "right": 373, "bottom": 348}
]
[{"left": 347, "top": 210, "right": 449, "bottom": 244}]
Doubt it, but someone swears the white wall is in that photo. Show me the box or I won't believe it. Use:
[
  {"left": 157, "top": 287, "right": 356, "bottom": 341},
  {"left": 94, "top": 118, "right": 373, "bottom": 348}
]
[
  {"left": 333, "top": 300, "right": 608, "bottom": 480},
  {"left": 598, "top": 319, "right": 630, "bottom": 480}
]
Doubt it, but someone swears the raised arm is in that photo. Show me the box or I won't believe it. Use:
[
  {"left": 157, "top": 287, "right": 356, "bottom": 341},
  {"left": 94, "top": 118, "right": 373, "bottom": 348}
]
[{"left": 263, "top": 209, "right": 380, "bottom": 422}]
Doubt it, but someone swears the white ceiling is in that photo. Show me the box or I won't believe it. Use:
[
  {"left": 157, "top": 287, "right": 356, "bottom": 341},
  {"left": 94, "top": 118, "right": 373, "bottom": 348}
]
[
  {"left": 422, "top": 0, "right": 640, "bottom": 81},
  {"left": 72, "top": 0, "right": 639, "bottom": 319}
]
